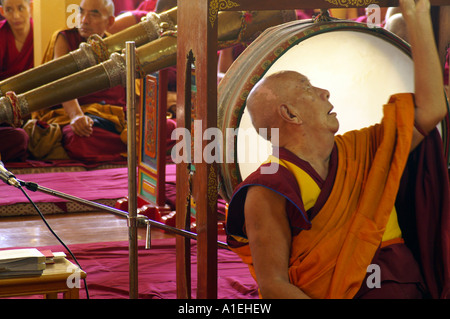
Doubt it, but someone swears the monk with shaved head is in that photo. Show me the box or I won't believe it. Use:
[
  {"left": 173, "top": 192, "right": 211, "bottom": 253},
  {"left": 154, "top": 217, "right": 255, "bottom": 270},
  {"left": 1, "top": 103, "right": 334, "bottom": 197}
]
[
  {"left": 226, "top": 0, "right": 450, "bottom": 299},
  {"left": 32, "top": 0, "right": 129, "bottom": 162},
  {"left": 246, "top": 70, "right": 337, "bottom": 179}
]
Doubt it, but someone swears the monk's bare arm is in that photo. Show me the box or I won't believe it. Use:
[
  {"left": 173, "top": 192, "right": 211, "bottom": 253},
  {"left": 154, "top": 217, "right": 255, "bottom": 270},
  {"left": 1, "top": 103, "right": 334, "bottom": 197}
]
[
  {"left": 400, "top": 0, "right": 448, "bottom": 150},
  {"left": 53, "top": 34, "right": 93, "bottom": 136},
  {"left": 244, "top": 186, "right": 310, "bottom": 299},
  {"left": 53, "top": 34, "right": 71, "bottom": 59}
]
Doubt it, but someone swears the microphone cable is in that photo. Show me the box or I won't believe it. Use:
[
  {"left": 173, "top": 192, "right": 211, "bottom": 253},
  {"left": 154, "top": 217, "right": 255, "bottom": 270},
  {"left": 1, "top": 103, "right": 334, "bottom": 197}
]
[{"left": 17, "top": 181, "right": 90, "bottom": 299}]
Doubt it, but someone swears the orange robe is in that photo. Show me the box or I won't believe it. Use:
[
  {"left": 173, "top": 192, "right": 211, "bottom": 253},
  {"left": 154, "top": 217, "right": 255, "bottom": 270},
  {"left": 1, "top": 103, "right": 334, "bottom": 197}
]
[{"left": 227, "top": 93, "right": 418, "bottom": 298}]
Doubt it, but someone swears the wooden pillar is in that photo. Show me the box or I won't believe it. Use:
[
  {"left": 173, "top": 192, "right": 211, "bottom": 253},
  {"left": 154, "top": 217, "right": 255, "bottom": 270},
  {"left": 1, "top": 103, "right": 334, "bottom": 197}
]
[{"left": 176, "top": 0, "right": 218, "bottom": 299}]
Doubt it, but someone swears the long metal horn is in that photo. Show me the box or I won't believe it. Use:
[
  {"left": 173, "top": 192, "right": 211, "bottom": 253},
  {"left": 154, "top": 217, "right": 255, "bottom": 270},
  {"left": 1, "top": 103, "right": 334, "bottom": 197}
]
[
  {"left": 0, "top": 10, "right": 296, "bottom": 125},
  {"left": 0, "top": 8, "right": 177, "bottom": 97}
]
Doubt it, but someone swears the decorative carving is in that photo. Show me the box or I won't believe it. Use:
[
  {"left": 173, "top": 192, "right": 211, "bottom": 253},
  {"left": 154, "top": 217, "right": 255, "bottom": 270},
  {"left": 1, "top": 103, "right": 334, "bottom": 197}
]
[
  {"left": 101, "top": 53, "right": 126, "bottom": 87},
  {"left": 70, "top": 42, "right": 97, "bottom": 71},
  {"left": 209, "top": 0, "right": 240, "bottom": 27},
  {"left": 87, "top": 34, "right": 109, "bottom": 63},
  {"left": 0, "top": 96, "right": 13, "bottom": 124},
  {"left": 207, "top": 165, "right": 218, "bottom": 211},
  {"left": 142, "top": 12, "right": 161, "bottom": 40},
  {"left": 4, "top": 91, "right": 28, "bottom": 127},
  {"left": 144, "top": 76, "right": 158, "bottom": 159},
  {"left": 324, "top": 0, "right": 379, "bottom": 7},
  {"left": 142, "top": 11, "right": 177, "bottom": 40}
]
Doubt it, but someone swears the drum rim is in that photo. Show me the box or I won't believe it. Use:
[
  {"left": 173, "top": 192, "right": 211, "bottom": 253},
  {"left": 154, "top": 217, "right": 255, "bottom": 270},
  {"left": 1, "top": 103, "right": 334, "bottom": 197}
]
[{"left": 217, "top": 20, "right": 448, "bottom": 202}]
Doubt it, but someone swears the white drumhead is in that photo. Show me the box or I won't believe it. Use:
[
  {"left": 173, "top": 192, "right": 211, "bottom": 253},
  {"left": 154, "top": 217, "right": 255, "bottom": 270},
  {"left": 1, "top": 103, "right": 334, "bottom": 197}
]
[{"left": 237, "top": 30, "right": 414, "bottom": 181}]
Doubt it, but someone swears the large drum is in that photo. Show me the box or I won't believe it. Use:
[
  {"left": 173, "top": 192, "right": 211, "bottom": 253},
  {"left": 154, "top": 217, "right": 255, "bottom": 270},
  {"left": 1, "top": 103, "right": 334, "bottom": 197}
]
[{"left": 217, "top": 19, "right": 450, "bottom": 202}]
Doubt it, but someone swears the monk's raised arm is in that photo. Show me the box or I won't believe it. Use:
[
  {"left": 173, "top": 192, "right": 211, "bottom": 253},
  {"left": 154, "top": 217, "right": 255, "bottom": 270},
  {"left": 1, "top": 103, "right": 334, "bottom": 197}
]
[
  {"left": 400, "top": 0, "right": 448, "bottom": 150},
  {"left": 244, "top": 186, "right": 310, "bottom": 299}
]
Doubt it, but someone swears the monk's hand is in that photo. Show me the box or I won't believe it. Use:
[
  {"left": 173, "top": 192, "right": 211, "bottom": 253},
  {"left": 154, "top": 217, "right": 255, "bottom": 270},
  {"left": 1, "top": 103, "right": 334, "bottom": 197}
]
[
  {"left": 399, "top": 0, "right": 433, "bottom": 41},
  {"left": 399, "top": 0, "right": 430, "bottom": 21},
  {"left": 70, "top": 115, "right": 94, "bottom": 137}
]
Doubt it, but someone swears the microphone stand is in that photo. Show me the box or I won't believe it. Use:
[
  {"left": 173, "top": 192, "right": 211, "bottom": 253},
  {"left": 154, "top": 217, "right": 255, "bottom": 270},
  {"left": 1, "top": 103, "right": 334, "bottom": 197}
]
[
  {"left": 126, "top": 41, "right": 139, "bottom": 300},
  {"left": 18, "top": 178, "right": 229, "bottom": 250},
  {"left": 17, "top": 177, "right": 228, "bottom": 297},
  {"left": 18, "top": 179, "right": 138, "bottom": 220}
]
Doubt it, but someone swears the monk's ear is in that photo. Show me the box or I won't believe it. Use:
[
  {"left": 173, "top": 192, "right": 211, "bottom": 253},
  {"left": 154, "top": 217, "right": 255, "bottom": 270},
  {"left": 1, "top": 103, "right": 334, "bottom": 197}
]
[
  {"left": 279, "top": 104, "right": 302, "bottom": 125},
  {"left": 0, "top": 6, "right": 4, "bottom": 17},
  {"left": 107, "top": 16, "right": 115, "bottom": 29}
]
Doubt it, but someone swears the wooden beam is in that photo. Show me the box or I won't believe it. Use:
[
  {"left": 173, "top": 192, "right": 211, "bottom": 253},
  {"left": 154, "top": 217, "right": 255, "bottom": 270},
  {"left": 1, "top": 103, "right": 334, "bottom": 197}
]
[
  {"left": 176, "top": 0, "right": 218, "bottom": 299},
  {"left": 217, "top": 0, "right": 449, "bottom": 11}
]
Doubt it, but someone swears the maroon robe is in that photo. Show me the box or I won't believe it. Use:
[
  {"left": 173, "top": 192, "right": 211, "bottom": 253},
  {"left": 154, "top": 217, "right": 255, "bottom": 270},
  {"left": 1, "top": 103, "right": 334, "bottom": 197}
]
[
  {"left": 0, "top": 19, "right": 34, "bottom": 81},
  {"left": 0, "top": 126, "right": 29, "bottom": 162},
  {"left": 114, "top": 0, "right": 143, "bottom": 15},
  {"left": 445, "top": 47, "right": 449, "bottom": 86},
  {"left": 55, "top": 29, "right": 127, "bottom": 162},
  {"left": 0, "top": 19, "right": 33, "bottom": 162},
  {"left": 395, "top": 128, "right": 450, "bottom": 299},
  {"left": 130, "top": 0, "right": 157, "bottom": 23},
  {"left": 56, "top": 29, "right": 126, "bottom": 108},
  {"left": 136, "top": 0, "right": 157, "bottom": 11}
]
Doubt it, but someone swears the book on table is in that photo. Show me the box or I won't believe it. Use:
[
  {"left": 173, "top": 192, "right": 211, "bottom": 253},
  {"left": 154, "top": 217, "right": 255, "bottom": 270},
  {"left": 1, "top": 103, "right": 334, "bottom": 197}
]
[{"left": 0, "top": 248, "right": 46, "bottom": 278}]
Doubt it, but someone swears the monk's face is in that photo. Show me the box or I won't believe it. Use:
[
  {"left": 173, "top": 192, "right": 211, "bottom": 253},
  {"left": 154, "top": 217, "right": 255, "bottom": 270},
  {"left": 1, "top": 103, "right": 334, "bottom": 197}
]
[
  {"left": 1, "top": 0, "right": 31, "bottom": 34},
  {"left": 286, "top": 72, "right": 339, "bottom": 135},
  {"left": 78, "top": 0, "right": 114, "bottom": 39}
]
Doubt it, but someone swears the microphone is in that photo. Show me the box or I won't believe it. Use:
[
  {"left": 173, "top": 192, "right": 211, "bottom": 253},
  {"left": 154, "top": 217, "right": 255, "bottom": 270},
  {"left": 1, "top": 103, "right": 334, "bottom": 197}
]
[{"left": 0, "top": 161, "right": 20, "bottom": 188}]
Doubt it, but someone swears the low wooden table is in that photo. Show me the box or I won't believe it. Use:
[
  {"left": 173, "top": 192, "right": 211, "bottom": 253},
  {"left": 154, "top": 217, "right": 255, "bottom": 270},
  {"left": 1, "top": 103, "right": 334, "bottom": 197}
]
[{"left": 0, "top": 258, "right": 87, "bottom": 299}]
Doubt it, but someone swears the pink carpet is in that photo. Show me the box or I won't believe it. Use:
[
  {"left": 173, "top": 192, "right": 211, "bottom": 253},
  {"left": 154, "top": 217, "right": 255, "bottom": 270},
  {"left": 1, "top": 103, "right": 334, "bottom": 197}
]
[
  {"left": 0, "top": 167, "right": 130, "bottom": 206},
  {"left": 0, "top": 164, "right": 227, "bottom": 216},
  {"left": 5, "top": 158, "right": 127, "bottom": 171},
  {"left": 4, "top": 239, "right": 258, "bottom": 299}
]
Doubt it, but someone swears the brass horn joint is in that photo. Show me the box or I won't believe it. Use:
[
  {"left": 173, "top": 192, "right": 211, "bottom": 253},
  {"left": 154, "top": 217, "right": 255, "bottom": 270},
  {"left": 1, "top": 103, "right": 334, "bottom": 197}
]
[
  {"left": 0, "top": 92, "right": 28, "bottom": 127},
  {"left": 70, "top": 43, "right": 98, "bottom": 71},
  {"left": 101, "top": 53, "right": 127, "bottom": 87}
]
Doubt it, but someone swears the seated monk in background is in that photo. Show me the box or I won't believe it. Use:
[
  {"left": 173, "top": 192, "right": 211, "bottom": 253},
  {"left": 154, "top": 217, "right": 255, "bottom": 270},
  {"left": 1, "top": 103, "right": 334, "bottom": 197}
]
[
  {"left": 0, "top": 0, "right": 33, "bottom": 80},
  {"left": 0, "top": 0, "right": 33, "bottom": 162},
  {"left": 112, "top": 0, "right": 143, "bottom": 15},
  {"left": 226, "top": 0, "right": 449, "bottom": 299},
  {"left": 108, "top": 0, "right": 178, "bottom": 148},
  {"left": 107, "top": 0, "right": 157, "bottom": 34},
  {"left": 384, "top": 7, "right": 409, "bottom": 42},
  {"left": 32, "top": 0, "right": 127, "bottom": 162}
]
